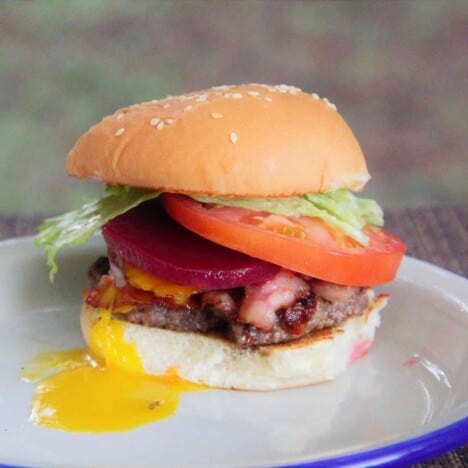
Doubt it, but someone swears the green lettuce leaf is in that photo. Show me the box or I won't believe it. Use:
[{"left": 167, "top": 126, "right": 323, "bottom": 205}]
[
  {"left": 192, "top": 189, "right": 383, "bottom": 246},
  {"left": 35, "top": 186, "right": 159, "bottom": 281}
]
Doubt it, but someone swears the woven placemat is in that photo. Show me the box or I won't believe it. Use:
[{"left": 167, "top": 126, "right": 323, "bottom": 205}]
[
  {"left": 0, "top": 205, "right": 466, "bottom": 466},
  {"left": 385, "top": 205, "right": 467, "bottom": 277}
]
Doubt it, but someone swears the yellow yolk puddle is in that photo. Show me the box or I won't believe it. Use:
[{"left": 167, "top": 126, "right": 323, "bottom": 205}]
[{"left": 21, "top": 310, "right": 206, "bottom": 433}]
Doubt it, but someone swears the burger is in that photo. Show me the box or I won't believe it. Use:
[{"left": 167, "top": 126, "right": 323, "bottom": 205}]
[{"left": 36, "top": 83, "right": 406, "bottom": 391}]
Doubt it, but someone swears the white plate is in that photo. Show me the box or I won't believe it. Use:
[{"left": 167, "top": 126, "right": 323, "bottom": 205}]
[{"left": 0, "top": 237, "right": 467, "bottom": 468}]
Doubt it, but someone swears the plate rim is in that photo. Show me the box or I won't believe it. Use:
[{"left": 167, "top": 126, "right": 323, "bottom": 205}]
[
  {"left": 280, "top": 417, "right": 468, "bottom": 468},
  {"left": 0, "top": 236, "right": 467, "bottom": 467}
]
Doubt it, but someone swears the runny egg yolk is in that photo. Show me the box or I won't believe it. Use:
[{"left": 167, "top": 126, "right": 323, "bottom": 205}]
[{"left": 21, "top": 310, "right": 206, "bottom": 433}]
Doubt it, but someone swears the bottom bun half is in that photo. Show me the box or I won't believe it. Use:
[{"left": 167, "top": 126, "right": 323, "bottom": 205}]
[{"left": 81, "top": 293, "right": 388, "bottom": 391}]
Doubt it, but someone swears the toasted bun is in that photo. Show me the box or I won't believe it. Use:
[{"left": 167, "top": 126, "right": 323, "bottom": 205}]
[
  {"left": 81, "top": 293, "right": 387, "bottom": 391},
  {"left": 67, "top": 84, "right": 369, "bottom": 196}
]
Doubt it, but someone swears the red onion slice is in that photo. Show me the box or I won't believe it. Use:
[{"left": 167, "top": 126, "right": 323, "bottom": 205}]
[{"left": 102, "top": 200, "right": 279, "bottom": 290}]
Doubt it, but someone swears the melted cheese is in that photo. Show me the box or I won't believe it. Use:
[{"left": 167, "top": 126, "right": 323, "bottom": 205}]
[
  {"left": 21, "top": 310, "right": 206, "bottom": 432},
  {"left": 125, "top": 263, "right": 200, "bottom": 305}
]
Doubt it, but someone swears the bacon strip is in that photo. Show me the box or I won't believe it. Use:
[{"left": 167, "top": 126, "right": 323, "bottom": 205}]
[
  {"left": 85, "top": 275, "right": 158, "bottom": 312},
  {"left": 239, "top": 270, "right": 309, "bottom": 330},
  {"left": 309, "top": 279, "right": 359, "bottom": 303}
]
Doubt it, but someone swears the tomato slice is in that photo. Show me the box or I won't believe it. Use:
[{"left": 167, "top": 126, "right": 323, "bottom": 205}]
[{"left": 163, "top": 194, "right": 406, "bottom": 286}]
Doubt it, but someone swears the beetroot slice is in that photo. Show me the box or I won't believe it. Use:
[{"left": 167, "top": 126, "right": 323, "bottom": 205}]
[{"left": 102, "top": 200, "right": 279, "bottom": 290}]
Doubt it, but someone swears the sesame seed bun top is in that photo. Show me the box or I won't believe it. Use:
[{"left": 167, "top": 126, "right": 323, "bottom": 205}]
[{"left": 66, "top": 84, "right": 370, "bottom": 196}]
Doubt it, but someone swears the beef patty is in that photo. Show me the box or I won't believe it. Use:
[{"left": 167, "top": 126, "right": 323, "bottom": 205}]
[{"left": 88, "top": 257, "right": 370, "bottom": 348}]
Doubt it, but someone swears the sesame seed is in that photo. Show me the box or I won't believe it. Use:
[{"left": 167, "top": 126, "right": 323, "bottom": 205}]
[
  {"left": 275, "top": 84, "right": 301, "bottom": 94},
  {"left": 312, "top": 93, "right": 320, "bottom": 100},
  {"left": 151, "top": 99, "right": 159, "bottom": 103},
  {"left": 211, "top": 112, "right": 223, "bottom": 119},
  {"left": 165, "top": 118, "right": 174, "bottom": 124},
  {"left": 195, "top": 95, "right": 208, "bottom": 102},
  {"left": 247, "top": 91, "right": 260, "bottom": 97},
  {"left": 260, "top": 84, "right": 276, "bottom": 92},
  {"left": 156, "top": 121, "right": 164, "bottom": 129},
  {"left": 323, "top": 98, "right": 336, "bottom": 110},
  {"left": 184, "top": 105, "right": 193, "bottom": 111},
  {"left": 225, "top": 92, "right": 243, "bottom": 99},
  {"left": 229, "top": 132, "right": 238, "bottom": 144},
  {"left": 115, "top": 127, "right": 125, "bottom": 136},
  {"left": 116, "top": 112, "right": 125, "bottom": 120},
  {"left": 150, "top": 118, "right": 161, "bottom": 126},
  {"left": 163, "top": 103, "right": 170, "bottom": 109},
  {"left": 264, "top": 96, "right": 272, "bottom": 102}
]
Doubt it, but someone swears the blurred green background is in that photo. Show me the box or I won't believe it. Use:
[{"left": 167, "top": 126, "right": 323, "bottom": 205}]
[{"left": 1, "top": 0, "right": 467, "bottom": 214}]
